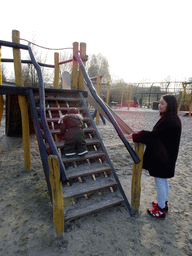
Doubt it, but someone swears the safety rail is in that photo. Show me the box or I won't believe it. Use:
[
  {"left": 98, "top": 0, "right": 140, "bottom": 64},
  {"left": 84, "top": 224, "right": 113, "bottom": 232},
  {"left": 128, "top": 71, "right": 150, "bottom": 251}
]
[
  {"left": 0, "top": 40, "right": 87, "bottom": 68},
  {"left": 28, "top": 43, "right": 68, "bottom": 182}
]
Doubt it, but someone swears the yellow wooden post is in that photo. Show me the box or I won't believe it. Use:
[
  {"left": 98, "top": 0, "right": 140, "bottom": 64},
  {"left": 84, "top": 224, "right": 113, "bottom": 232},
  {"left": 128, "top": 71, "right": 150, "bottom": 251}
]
[
  {"left": 54, "top": 52, "right": 59, "bottom": 89},
  {"left": 120, "top": 86, "right": 124, "bottom": 107},
  {"left": 78, "top": 42, "right": 86, "bottom": 90},
  {"left": 131, "top": 143, "right": 144, "bottom": 214},
  {"left": 72, "top": 42, "right": 78, "bottom": 89},
  {"left": 106, "top": 83, "right": 110, "bottom": 105},
  {"left": 183, "top": 83, "right": 192, "bottom": 117},
  {"left": 96, "top": 74, "right": 100, "bottom": 124},
  {"left": 12, "top": 30, "right": 31, "bottom": 171},
  {"left": 128, "top": 85, "right": 133, "bottom": 110},
  {"left": 178, "top": 83, "right": 192, "bottom": 116},
  {"left": 0, "top": 46, "right": 4, "bottom": 125},
  {"left": 48, "top": 155, "right": 64, "bottom": 236}
]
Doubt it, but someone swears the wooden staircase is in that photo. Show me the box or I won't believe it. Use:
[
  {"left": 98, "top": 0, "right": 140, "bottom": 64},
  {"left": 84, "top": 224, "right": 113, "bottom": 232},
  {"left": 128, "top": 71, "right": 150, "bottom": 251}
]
[{"left": 32, "top": 88, "right": 130, "bottom": 221}]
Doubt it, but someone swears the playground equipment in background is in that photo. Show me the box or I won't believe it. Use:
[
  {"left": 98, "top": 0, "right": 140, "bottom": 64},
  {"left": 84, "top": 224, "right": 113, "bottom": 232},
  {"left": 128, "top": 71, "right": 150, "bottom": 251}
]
[
  {"left": 108, "top": 81, "right": 192, "bottom": 111},
  {"left": 0, "top": 30, "right": 143, "bottom": 236},
  {"left": 178, "top": 82, "right": 192, "bottom": 117}
]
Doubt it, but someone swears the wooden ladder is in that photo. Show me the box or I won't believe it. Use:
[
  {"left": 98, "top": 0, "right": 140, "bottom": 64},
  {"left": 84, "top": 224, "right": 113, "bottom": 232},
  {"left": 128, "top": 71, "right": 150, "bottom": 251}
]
[{"left": 32, "top": 88, "right": 129, "bottom": 221}]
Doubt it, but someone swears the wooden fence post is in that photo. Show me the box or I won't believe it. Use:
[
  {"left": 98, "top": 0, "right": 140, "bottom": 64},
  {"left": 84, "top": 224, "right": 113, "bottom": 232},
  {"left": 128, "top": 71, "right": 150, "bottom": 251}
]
[
  {"left": 72, "top": 42, "right": 78, "bottom": 89},
  {"left": 54, "top": 52, "right": 59, "bottom": 89},
  {"left": 78, "top": 42, "right": 86, "bottom": 90},
  {"left": 48, "top": 155, "right": 64, "bottom": 236},
  {"left": 131, "top": 143, "right": 144, "bottom": 214},
  {"left": 12, "top": 30, "right": 31, "bottom": 171}
]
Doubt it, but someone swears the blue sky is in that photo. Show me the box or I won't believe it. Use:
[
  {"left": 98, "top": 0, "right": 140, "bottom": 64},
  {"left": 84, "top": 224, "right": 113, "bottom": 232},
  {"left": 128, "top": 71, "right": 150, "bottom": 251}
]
[{"left": 1, "top": 0, "right": 192, "bottom": 83}]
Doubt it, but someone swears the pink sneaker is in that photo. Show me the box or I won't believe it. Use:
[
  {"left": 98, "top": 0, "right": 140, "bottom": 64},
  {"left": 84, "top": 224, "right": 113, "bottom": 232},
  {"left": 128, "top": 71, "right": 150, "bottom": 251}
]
[{"left": 147, "top": 204, "right": 166, "bottom": 219}]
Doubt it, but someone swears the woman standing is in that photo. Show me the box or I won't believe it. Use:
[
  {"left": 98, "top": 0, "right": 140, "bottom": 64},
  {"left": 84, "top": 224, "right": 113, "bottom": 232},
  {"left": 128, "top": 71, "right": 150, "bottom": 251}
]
[{"left": 127, "top": 95, "right": 182, "bottom": 219}]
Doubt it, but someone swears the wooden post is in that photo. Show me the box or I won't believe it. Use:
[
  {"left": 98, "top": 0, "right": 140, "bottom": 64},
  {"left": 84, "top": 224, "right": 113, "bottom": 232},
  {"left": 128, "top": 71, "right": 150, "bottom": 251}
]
[
  {"left": 128, "top": 85, "right": 133, "bottom": 109},
  {"left": 120, "top": 86, "right": 124, "bottom": 107},
  {"left": 131, "top": 143, "right": 144, "bottom": 214},
  {"left": 0, "top": 46, "right": 4, "bottom": 125},
  {"left": 96, "top": 74, "right": 100, "bottom": 124},
  {"left": 54, "top": 52, "right": 59, "bottom": 89},
  {"left": 12, "top": 30, "right": 31, "bottom": 171},
  {"left": 48, "top": 155, "right": 64, "bottom": 236},
  {"left": 78, "top": 42, "right": 86, "bottom": 90},
  {"left": 179, "top": 82, "right": 192, "bottom": 117},
  {"left": 72, "top": 42, "right": 78, "bottom": 89}
]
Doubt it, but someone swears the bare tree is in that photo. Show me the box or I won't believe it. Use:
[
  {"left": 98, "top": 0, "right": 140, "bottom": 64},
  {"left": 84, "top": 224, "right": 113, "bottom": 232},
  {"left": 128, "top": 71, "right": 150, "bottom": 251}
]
[
  {"left": 22, "top": 42, "right": 50, "bottom": 87},
  {"left": 87, "top": 54, "right": 111, "bottom": 83},
  {"left": 1, "top": 64, "right": 8, "bottom": 82}
]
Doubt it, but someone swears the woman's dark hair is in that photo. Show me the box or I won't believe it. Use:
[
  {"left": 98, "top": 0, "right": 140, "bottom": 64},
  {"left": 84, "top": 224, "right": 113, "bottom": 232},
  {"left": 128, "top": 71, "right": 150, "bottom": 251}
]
[{"left": 162, "top": 94, "right": 178, "bottom": 115}]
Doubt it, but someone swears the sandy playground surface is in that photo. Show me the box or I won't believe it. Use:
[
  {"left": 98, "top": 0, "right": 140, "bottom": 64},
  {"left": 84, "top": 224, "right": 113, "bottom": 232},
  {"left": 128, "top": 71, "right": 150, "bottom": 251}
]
[{"left": 0, "top": 108, "right": 192, "bottom": 256}]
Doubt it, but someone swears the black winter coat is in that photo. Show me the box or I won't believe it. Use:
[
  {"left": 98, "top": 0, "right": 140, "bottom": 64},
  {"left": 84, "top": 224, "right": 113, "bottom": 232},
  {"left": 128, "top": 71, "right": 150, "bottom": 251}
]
[{"left": 132, "top": 114, "right": 181, "bottom": 178}]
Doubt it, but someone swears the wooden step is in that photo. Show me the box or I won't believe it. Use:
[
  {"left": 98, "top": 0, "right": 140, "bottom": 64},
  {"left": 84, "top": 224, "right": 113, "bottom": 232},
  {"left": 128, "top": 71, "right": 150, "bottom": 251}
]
[
  {"left": 46, "top": 117, "right": 91, "bottom": 123},
  {"left": 37, "top": 106, "right": 86, "bottom": 112},
  {"left": 48, "top": 127, "right": 96, "bottom": 136},
  {"left": 66, "top": 165, "right": 111, "bottom": 179},
  {"left": 44, "top": 97, "right": 82, "bottom": 102},
  {"left": 64, "top": 192, "right": 124, "bottom": 221},
  {"left": 46, "top": 138, "right": 100, "bottom": 150},
  {"left": 61, "top": 151, "right": 106, "bottom": 163},
  {"left": 35, "top": 95, "right": 82, "bottom": 101},
  {"left": 63, "top": 178, "right": 118, "bottom": 198}
]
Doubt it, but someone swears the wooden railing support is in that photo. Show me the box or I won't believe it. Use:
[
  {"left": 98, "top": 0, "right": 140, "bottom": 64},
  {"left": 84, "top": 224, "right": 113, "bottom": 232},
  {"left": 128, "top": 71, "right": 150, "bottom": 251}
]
[
  {"left": 54, "top": 52, "right": 59, "bottom": 89},
  {"left": 131, "top": 143, "right": 144, "bottom": 214},
  {"left": 78, "top": 42, "right": 86, "bottom": 90},
  {"left": 72, "top": 42, "right": 78, "bottom": 89},
  {"left": 48, "top": 155, "right": 64, "bottom": 236},
  {"left": 12, "top": 30, "right": 31, "bottom": 171}
]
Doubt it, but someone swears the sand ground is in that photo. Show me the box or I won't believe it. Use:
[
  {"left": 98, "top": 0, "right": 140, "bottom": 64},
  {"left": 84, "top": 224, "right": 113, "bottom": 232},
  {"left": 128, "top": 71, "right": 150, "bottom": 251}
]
[{"left": 0, "top": 108, "right": 192, "bottom": 256}]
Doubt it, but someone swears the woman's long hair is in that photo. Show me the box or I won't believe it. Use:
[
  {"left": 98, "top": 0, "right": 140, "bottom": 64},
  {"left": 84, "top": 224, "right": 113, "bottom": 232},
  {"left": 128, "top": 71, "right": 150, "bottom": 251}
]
[{"left": 162, "top": 94, "right": 178, "bottom": 115}]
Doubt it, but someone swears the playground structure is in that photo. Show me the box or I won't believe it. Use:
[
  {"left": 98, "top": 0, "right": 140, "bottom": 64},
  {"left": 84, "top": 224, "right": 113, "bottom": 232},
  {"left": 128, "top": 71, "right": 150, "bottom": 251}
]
[
  {"left": 0, "top": 30, "right": 143, "bottom": 236},
  {"left": 99, "top": 81, "right": 192, "bottom": 115}
]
